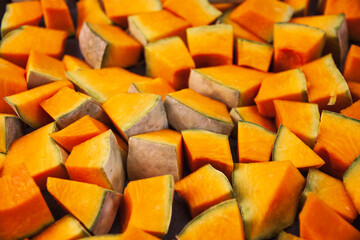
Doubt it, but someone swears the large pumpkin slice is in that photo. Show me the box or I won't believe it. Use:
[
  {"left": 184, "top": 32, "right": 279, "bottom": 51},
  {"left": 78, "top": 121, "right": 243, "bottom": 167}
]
[
  {"left": 254, "top": 68, "right": 308, "bottom": 117},
  {"left": 164, "top": 89, "right": 234, "bottom": 136},
  {"left": 341, "top": 100, "right": 360, "bottom": 121},
  {"left": 181, "top": 129, "right": 233, "bottom": 179},
  {"left": 128, "top": 78, "right": 175, "bottom": 102},
  {"left": 40, "top": 87, "right": 110, "bottom": 128},
  {"left": 299, "top": 193, "right": 360, "bottom": 240},
  {"left": 290, "top": 14, "right": 348, "bottom": 66},
  {"left": 230, "top": 0, "right": 293, "bottom": 42},
  {"left": 163, "top": 0, "right": 221, "bottom": 27},
  {"left": 1, "top": 1, "right": 43, "bottom": 38},
  {"left": 348, "top": 81, "right": 360, "bottom": 102},
  {"left": 62, "top": 54, "right": 91, "bottom": 71},
  {"left": 127, "top": 129, "right": 182, "bottom": 181},
  {"left": 343, "top": 155, "right": 360, "bottom": 214},
  {"left": 32, "top": 215, "right": 90, "bottom": 240},
  {"left": 79, "top": 22, "right": 142, "bottom": 69},
  {"left": 47, "top": 177, "right": 122, "bottom": 235},
  {"left": 189, "top": 65, "right": 269, "bottom": 108},
  {"left": 0, "top": 114, "right": 23, "bottom": 153},
  {"left": 0, "top": 25, "right": 67, "bottom": 67},
  {"left": 145, "top": 37, "right": 195, "bottom": 90},
  {"left": 128, "top": 10, "right": 190, "bottom": 46},
  {"left": 302, "top": 168, "right": 357, "bottom": 222},
  {"left": 67, "top": 67, "right": 152, "bottom": 103},
  {"left": 274, "top": 100, "right": 320, "bottom": 147},
  {"left": 233, "top": 161, "right": 305, "bottom": 240},
  {"left": 65, "top": 130, "right": 126, "bottom": 193},
  {"left": 0, "top": 164, "right": 54, "bottom": 240},
  {"left": 175, "top": 164, "right": 233, "bottom": 217},
  {"left": 343, "top": 44, "right": 360, "bottom": 83},
  {"left": 273, "top": 23, "right": 326, "bottom": 72},
  {"left": 314, "top": 111, "right": 360, "bottom": 178},
  {"left": 26, "top": 51, "right": 67, "bottom": 89},
  {"left": 1, "top": 122, "right": 68, "bottom": 189},
  {"left": 186, "top": 24, "right": 233, "bottom": 68},
  {"left": 121, "top": 175, "right": 174, "bottom": 237},
  {"left": 4, "top": 80, "right": 74, "bottom": 129},
  {"left": 103, "top": 93, "right": 168, "bottom": 141},
  {"left": 177, "top": 199, "right": 245, "bottom": 240}
]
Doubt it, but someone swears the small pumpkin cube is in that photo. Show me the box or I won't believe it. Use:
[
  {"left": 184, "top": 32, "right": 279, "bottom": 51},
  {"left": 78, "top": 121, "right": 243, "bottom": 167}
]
[
  {"left": 128, "top": 78, "right": 175, "bottom": 102},
  {"left": 343, "top": 155, "right": 360, "bottom": 214},
  {"left": 127, "top": 129, "right": 182, "bottom": 181},
  {"left": 62, "top": 55, "right": 91, "bottom": 71},
  {"left": 26, "top": 51, "right": 67, "bottom": 89},
  {"left": 47, "top": 177, "right": 122, "bottom": 235},
  {"left": 165, "top": 89, "right": 234, "bottom": 136},
  {"left": 175, "top": 164, "right": 233, "bottom": 217},
  {"left": 343, "top": 44, "right": 360, "bottom": 83},
  {"left": 186, "top": 24, "right": 233, "bottom": 68},
  {"left": 0, "top": 114, "right": 23, "bottom": 153},
  {"left": 103, "top": 93, "right": 168, "bottom": 141},
  {"left": 341, "top": 100, "right": 360, "bottom": 120},
  {"left": 145, "top": 37, "right": 195, "bottom": 90},
  {"left": 79, "top": 22, "right": 142, "bottom": 69}
]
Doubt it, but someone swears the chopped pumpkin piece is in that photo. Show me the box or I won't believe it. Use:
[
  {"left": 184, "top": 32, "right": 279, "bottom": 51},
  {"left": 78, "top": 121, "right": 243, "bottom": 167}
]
[
  {"left": 341, "top": 100, "right": 360, "bottom": 120},
  {"left": 0, "top": 25, "right": 67, "bottom": 67},
  {"left": 343, "top": 44, "right": 360, "bottom": 83},
  {"left": 103, "top": 93, "right": 168, "bottom": 141},
  {"left": 175, "top": 164, "right": 233, "bottom": 217},
  {"left": 348, "top": 81, "right": 360, "bottom": 102},
  {"left": 0, "top": 57, "right": 25, "bottom": 76},
  {"left": 127, "top": 129, "right": 182, "bottom": 181},
  {"left": 1, "top": 1, "right": 43, "bottom": 38},
  {"left": 254, "top": 68, "right": 308, "bottom": 117},
  {"left": 128, "top": 78, "right": 175, "bottom": 102},
  {"left": 62, "top": 55, "right": 91, "bottom": 71},
  {"left": 343, "top": 155, "right": 360, "bottom": 214},
  {"left": 189, "top": 65, "right": 269, "bottom": 108},
  {"left": 186, "top": 24, "right": 233, "bottom": 68},
  {"left": 79, "top": 22, "right": 142, "bottom": 69},
  {"left": 47, "top": 177, "right": 122, "bottom": 235},
  {"left": 145, "top": 37, "right": 195, "bottom": 90},
  {"left": 164, "top": 89, "right": 234, "bottom": 136},
  {"left": 0, "top": 114, "right": 23, "bottom": 154},
  {"left": 0, "top": 164, "right": 54, "bottom": 240}
]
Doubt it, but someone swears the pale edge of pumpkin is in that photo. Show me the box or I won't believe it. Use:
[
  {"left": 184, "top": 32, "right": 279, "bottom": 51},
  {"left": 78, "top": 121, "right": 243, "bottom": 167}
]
[{"left": 128, "top": 16, "right": 148, "bottom": 46}]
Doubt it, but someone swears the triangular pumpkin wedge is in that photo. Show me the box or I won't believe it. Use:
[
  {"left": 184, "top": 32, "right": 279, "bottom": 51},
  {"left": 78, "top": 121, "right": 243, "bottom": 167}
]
[
  {"left": 314, "top": 111, "right": 360, "bottom": 178},
  {"left": 341, "top": 100, "right": 360, "bottom": 121},
  {"left": 274, "top": 100, "right": 320, "bottom": 148},
  {"left": 62, "top": 55, "right": 91, "bottom": 71},
  {"left": 4, "top": 80, "right": 74, "bottom": 129},
  {"left": 302, "top": 168, "right": 357, "bottom": 222},
  {"left": 47, "top": 177, "right": 122, "bottom": 235},
  {"left": 0, "top": 114, "right": 23, "bottom": 154},
  {"left": 128, "top": 78, "right": 175, "bottom": 102},
  {"left": 233, "top": 161, "right": 305, "bottom": 240},
  {"left": 299, "top": 193, "right": 360, "bottom": 240},
  {"left": 273, "top": 125, "right": 325, "bottom": 170},
  {"left": 343, "top": 155, "right": 360, "bottom": 214},
  {"left": 66, "top": 67, "right": 152, "bottom": 103},
  {"left": 177, "top": 199, "right": 245, "bottom": 240},
  {"left": 1, "top": 122, "right": 68, "bottom": 189}
]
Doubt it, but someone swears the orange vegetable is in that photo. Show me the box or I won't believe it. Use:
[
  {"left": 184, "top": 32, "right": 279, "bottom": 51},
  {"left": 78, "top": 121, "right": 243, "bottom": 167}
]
[
  {"left": 284, "top": 0, "right": 309, "bottom": 16},
  {"left": 128, "top": 78, "right": 175, "bottom": 102},
  {"left": 343, "top": 44, "right": 360, "bottom": 83},
  {"left": 343, "top": 155, "right": 360, "bottom": 214},
  {"left": 348, "top": 81, "right": 360, "bottom": 102},
  {"left": 0, "top": 114, "right": 23, "bottom": 154},
  {"left": 62, "top": 55, "right": 91, "bottom": 71},
  {"left": 341, "top": 100, "right": 360, "bottom": 120}
]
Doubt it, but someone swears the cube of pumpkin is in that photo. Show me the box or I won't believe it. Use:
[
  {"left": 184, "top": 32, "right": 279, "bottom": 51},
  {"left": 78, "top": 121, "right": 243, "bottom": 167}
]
[{"left": 0, "top": 114, "right": 23, "bottom": 153}]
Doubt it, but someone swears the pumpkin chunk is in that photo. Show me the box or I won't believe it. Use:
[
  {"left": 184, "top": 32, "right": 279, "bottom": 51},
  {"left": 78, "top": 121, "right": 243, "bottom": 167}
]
[
  {"left": 47, "top": 177, "right": 122, "bottom": 235},
  {"left": 343, "top": 44, "right": 360, "bottom": 83},
  {"left": 343, "top": 155, "right": 360, "bottom": 214},
  {"left": 62, "top": 55, "right": 91, "bottom": 71},
  {"left": 341, "top": 100, "right": 360, "bottom": 120},
  {"left": 0, "top": 114, "right": 23, "bottom": 154},
  {"left": 164, "top": 89, "right": 234, "bottom": 136},
  {"left": 128, "top": 78, "right": 175, "bottom": 102}
]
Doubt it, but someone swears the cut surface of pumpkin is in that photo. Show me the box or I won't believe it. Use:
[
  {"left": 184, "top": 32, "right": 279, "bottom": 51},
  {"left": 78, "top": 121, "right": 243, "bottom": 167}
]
[
  {"left": 62, "top": 54, "right": 91, "bottom": 71},
  {"left": 0, "top": 114, "right": 23, "bottom": 154},
  {"left": 348, "top": 81, "right": 360, "bottom": 102},
  {"left": 128, "top": 78, "right": 175, "bottom": 102},
  {"left": 343, "top": 44, "right": 360, "bottom": 83},
  {"left": 341, "top": 100, "right": 360, "bottom": 121}
]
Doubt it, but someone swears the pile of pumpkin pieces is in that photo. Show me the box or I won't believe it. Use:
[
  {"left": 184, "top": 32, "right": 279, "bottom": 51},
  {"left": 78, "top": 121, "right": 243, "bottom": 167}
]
[{"left": 1, "top": 0, "right": 360, "bottom": 239}]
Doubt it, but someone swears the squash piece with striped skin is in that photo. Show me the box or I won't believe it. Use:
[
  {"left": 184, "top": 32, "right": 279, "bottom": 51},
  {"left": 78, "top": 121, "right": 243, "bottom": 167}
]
[
  {"left": 182, "top": 129, "right": 233, "bottom": 179},
  {"left": 103, "top": 93, "right": 168, "bottom": 141},
  {"left": 1, "top": 1, "right": 43, "bottom": 38},
  {"left": 0, "top": 114, "right": 23, "bottom": 153},
  {"left": 128, "top": 78, "right": 175, "bottom": 102},
  {"left": 314, "top": 111, "right": 360, "bottom": 178},
  {"left": 4, "top": 80, "right": 74, "bottom": 129},
  {"left": 254, "top": 68, "right": 308, "bottom": 117},
  {"left": 273, "top": 125, "right": 325, "bottom": 170},
  {"left": 238, "top": 121, "right": 276, "bottom": 163},
  {"left": 233, "top": 161, "right": 305, "bottom": 240},
  {"left": 0, "top": 164, "right": 54, "bottom": 240},
  {"left": 40, "top": 87, "right": 110, "bottom": 128},
  {"left": 186, "top": 24, "right": 233, "bottom": 68},
  {"left": 343, "top": 155, "right": 360, "bottom": 214},
  {"left": 189, "top": 65, "right": 270, "bottom": 108},
  {"left": 341, "top": 100, "right": 360, "bottom": 121},
  {"left": 177, "top": 199, "right": 245, "bottom": 240},
  {"left": 277, "top": 231, "right": 304, "bottom": 240},
  {"left": 62, "top": 55, "right": 91, "bottom": 71},
  {"left": 274, "top": 100, "right": 320, "bottom": 147},
  {"left": 79, "top": 23, "right": 142, "bottom": 69},
  {"left": 348, "top": 81, "right": 360, "bottom": 102},
  {"left": 343, "top": 44, "right": 360, "bottom": 83},
  {"left": 1, "top": 122, "right": 68, "bottom": 189},
  {"left": 302, "top": 168, "right": 357, "bottom": 222},
  {"left": 65, "top": 130, "right": 126, "bottom": 193},
  {"left": 175, "top": 164, "right": 233, "bottom": 217},
  {"left": 299, "top": 193, "right": 360, "bottom": 240},
  {"left": 164, "top": 89, "right": 234, "bottom": 136},
  {"left": 0, "top": 26, "right": 67, "bottom": 67},
  {"left": 127, "top": 129, "right": 182, "bottom": 181},
  {"left": 26, "top": 51, "right": 67, "bottom": 89},
  {"left": 32, "top": 215, "right": 90, "bottom": 240},
  {"left": 47, "top": 177, "right": 122, "bottom": 235},
  {"left": 121, "top": 175, "right": 174, "bottom": 237}
]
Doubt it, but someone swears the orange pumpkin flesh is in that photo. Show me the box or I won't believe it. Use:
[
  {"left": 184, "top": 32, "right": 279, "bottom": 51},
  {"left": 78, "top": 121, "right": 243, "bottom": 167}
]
[
  {"left": 62, "top": 54, "right": 91, "bottom": 71},
  {"left": 343, "top": 44, "right": 360, "bottom": 83},
  {"left": 129, "top": 78, "right": 175, "bottom": 102},
  {"left": 341, "top": 100, "right": 360, "bottom": 120},
  {"left": 348, "top": 81, "right": 360, "bottom": 102}
]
